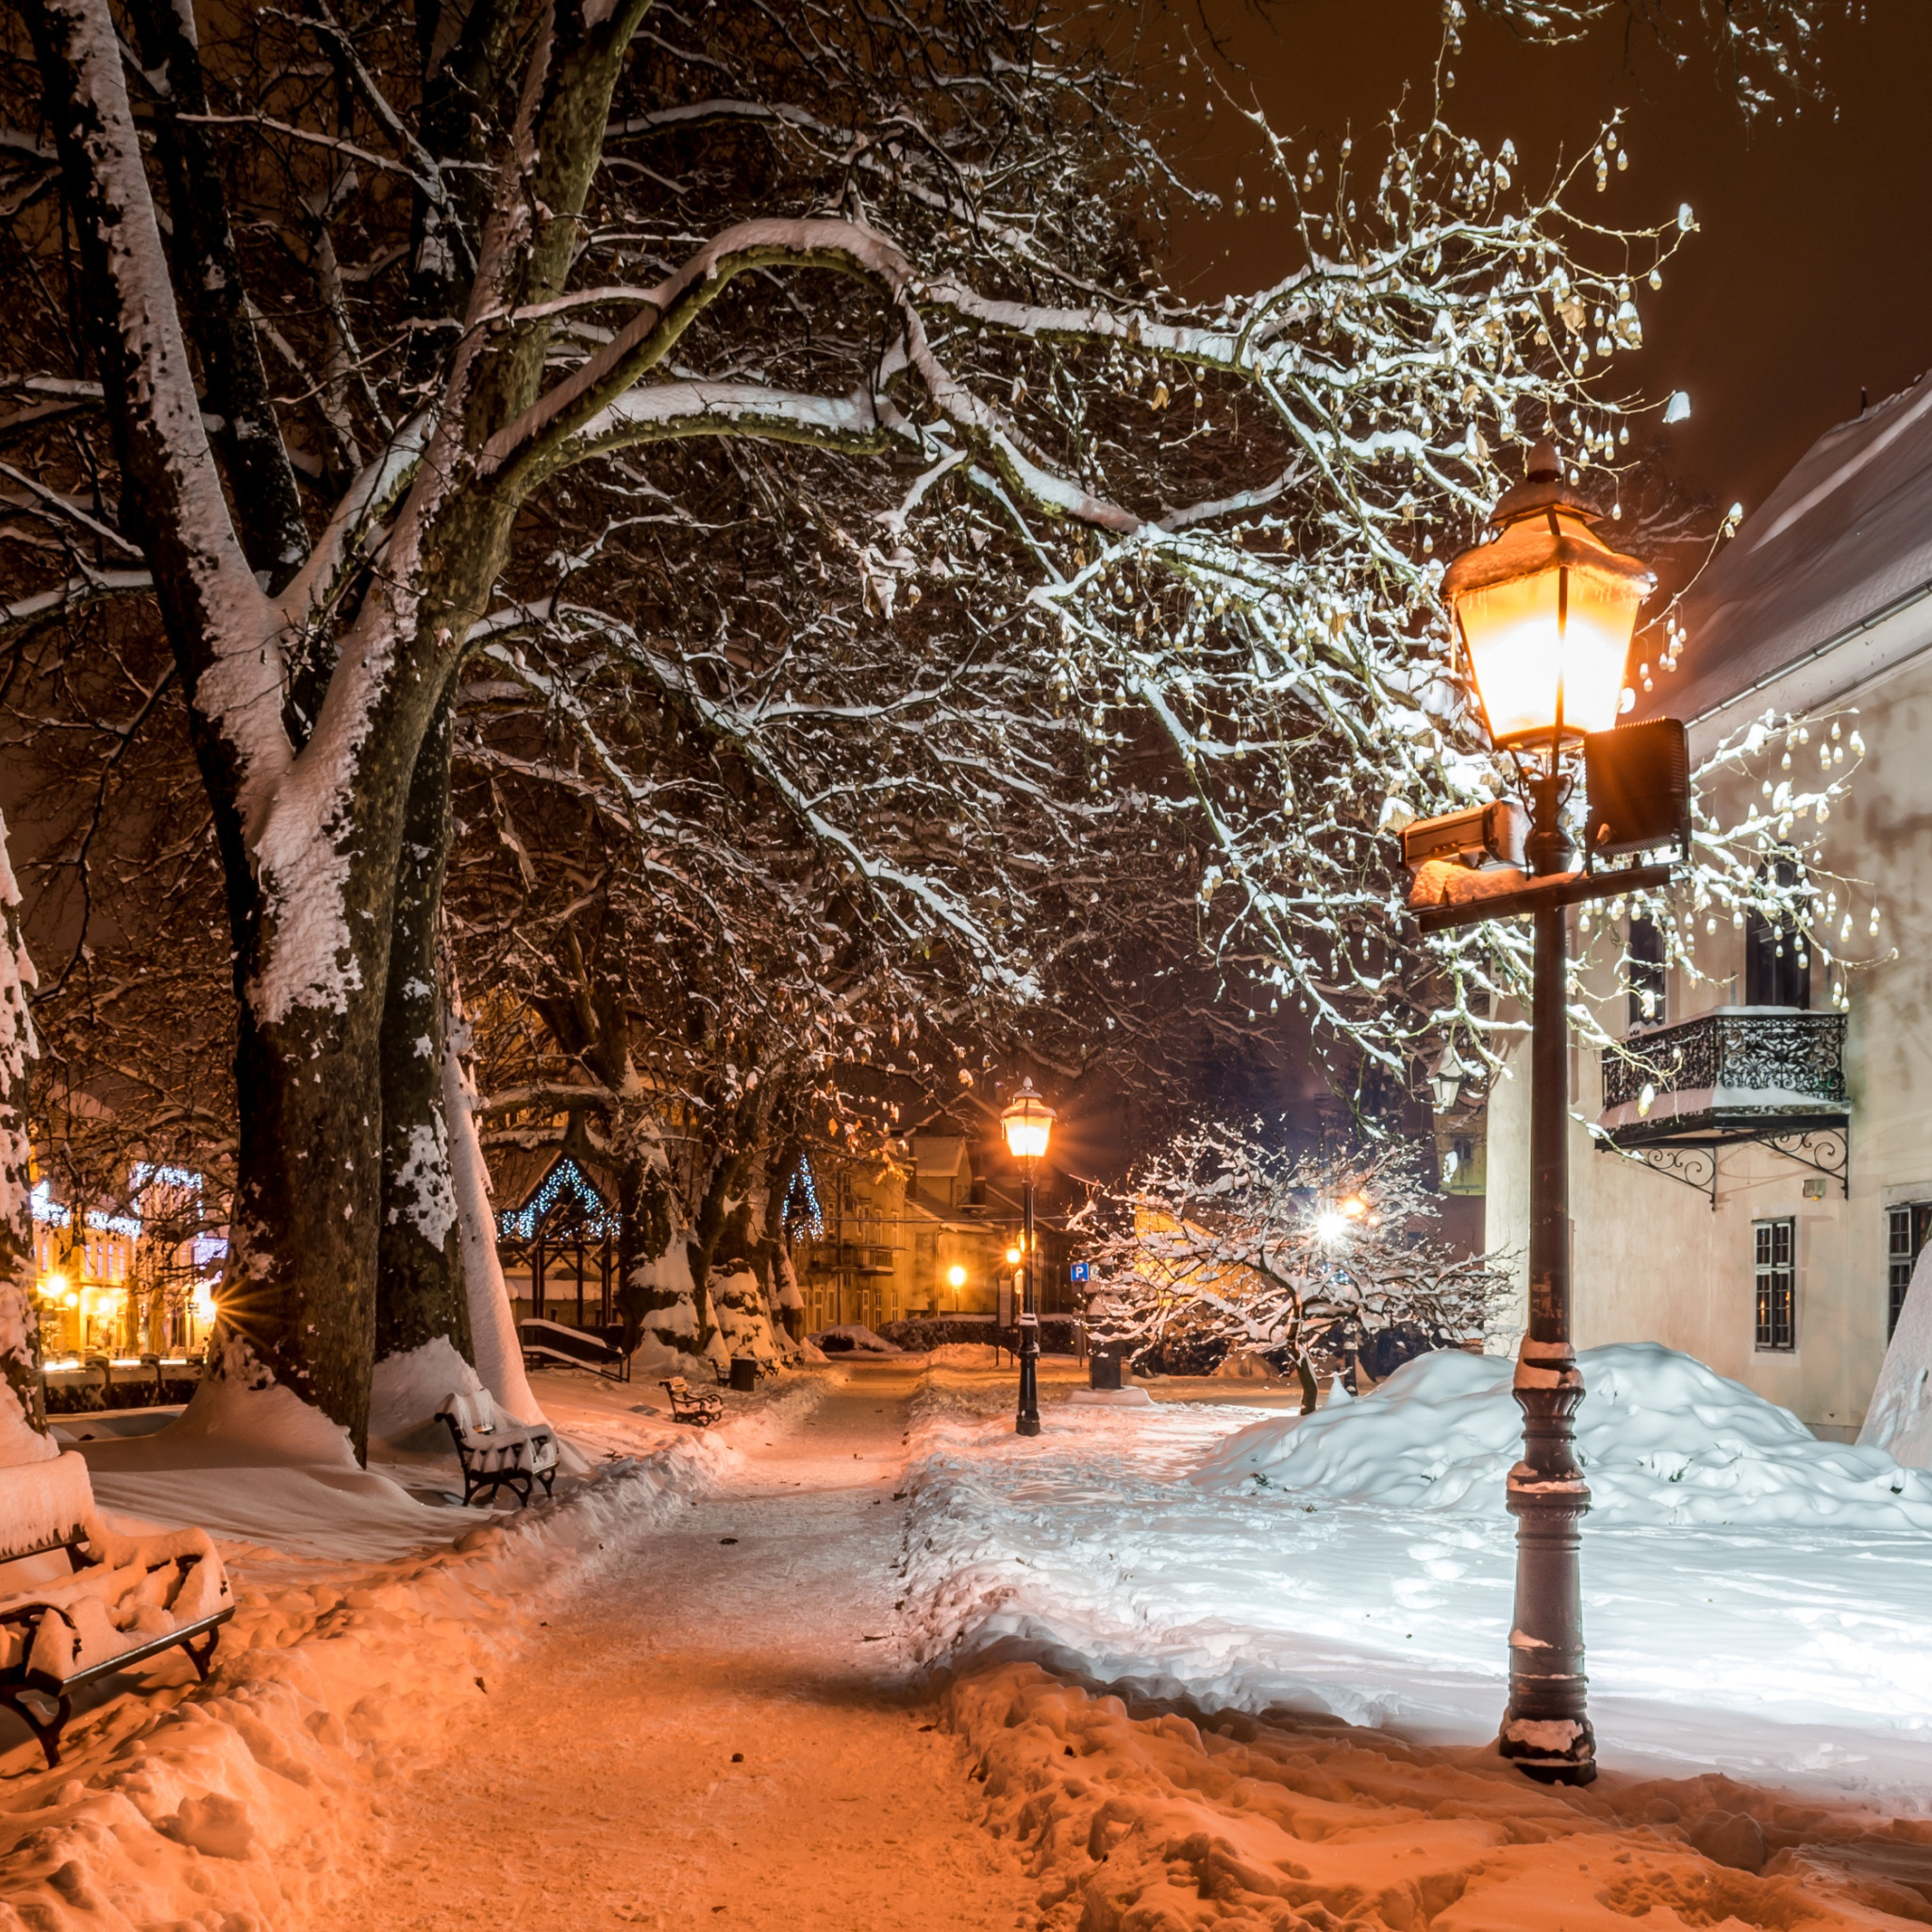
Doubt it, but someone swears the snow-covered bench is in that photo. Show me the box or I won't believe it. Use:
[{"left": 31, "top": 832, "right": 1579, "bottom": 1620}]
[
  {"left": 0, "top": 1451, "right": 234, "bottom": 1768},
  {"left": 660, "top": 1377, "right": 724, "bottom": 1426},
  {"left": 435, "top": 1389, "right": 559, "bottom": 1508}
]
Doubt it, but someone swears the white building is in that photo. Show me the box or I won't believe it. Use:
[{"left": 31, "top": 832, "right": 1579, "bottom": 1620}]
[{"left": 1488, "top": 375, "right": 1932, "bottom": 1440}]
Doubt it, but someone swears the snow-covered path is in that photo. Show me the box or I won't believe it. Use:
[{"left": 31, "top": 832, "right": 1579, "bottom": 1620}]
[{"left": 337, "top": 1364, "right": 1036, "bottom": 1932}]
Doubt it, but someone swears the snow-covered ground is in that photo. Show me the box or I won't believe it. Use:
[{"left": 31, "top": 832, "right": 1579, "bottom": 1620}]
[
  {"left": 900, "top": 1352, "right": 1932, "bottom": 1799},
  {"left": 10, "top": 1350, "right": 1932, "bottom": 1932},
  {"left": 0, "top": 1369, "right": 833, "bottom": 1927}
]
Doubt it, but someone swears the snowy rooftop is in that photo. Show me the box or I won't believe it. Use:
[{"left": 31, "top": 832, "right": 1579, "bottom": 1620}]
[{"left": 1649, "top": 371, "right": 1932, "bottom": 724}]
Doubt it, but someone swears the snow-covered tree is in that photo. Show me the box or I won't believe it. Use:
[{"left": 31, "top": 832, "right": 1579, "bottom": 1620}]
[
  {"left": 0, "top": 812, "right": 53, "bottom": 1462},
  {"left": 1080, "top": 1126, "right": 1509, "bottom": 1409},
  {"left": 0, "top": 0, "right": 1853, "bottom": 1457}
]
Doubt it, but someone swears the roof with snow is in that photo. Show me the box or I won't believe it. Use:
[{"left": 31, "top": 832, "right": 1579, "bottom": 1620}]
[{"left": 1651, "top": 373, "right": 1932, "bottom": 724}]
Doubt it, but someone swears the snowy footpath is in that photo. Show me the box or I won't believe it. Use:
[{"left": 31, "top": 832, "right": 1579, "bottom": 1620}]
[{"left": 8, "top": 1351, "right": 1932, "bottom": 1930}]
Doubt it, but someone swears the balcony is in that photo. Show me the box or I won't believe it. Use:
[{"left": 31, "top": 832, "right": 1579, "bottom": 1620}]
[
  {"left": 1597, "top": 1008, "right": 1849, "bottom": 1203},
  {"left": 1601, "top": 1008, "right": 1848, "bottom": 1141}
]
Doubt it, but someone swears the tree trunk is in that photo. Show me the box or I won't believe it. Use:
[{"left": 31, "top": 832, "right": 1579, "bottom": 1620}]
[
  {"left": 614, "top": 1115, "right": 675, "bottom": 1355},
  {"left": 0, "top": 812, "right": 53, "bottom": 1465},
  {"left": 443, "top": 979, "right": 546, "bottom": 1423},
  {"left": 375, "top": 696, "right": 471, "bottom": 1368}
]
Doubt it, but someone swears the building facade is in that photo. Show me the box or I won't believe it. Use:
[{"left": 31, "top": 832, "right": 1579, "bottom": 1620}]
[
  {"left": 791, "top": 1134, "right": 1072, "bottom": 1336},
  {"left": 1488, "top": 377, "right": 1932, "bottom": 1439}
]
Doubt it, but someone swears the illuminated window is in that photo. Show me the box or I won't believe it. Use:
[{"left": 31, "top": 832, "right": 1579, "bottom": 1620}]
[{"left": 1754, "top": 1218, "right": 1795, "bottom": 1351}]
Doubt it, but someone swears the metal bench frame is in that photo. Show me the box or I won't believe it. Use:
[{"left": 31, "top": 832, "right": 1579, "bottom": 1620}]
[
  {"left": 660, "top": 1377, "right": 724, "bottom": 1426},
  {"left": 0, "top": 1528, "right": 233, "bottom": 1768},
  {"left": 436, "top": 1410, "right": 558, "bottom": 1509}
]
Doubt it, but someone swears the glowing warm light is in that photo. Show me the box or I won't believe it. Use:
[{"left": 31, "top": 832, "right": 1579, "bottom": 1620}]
[
  {"left": 1314, "top": 1211, "right": 1348, "bottom": 1243},
  {"left": 1341, "top": 1195, "right": 1368, "bottom": 1220},
  {"left": 1005, "top": 1246, "right": 1022, "bottom": 1266},
  {"left": 1441, "top": 444, "right": 1652, "bottom": 749},
  {"left": 946, "top": 1265, "right": 967, "bottom": 1290},
  {"left": 192, "top": 1281, "right": 218, "bottom": 1322},
  {"left": 61, "top": 1290, "right": 78, "bottom": 1308},
  {"left": 1000, "top": 1078, "right": 1057, "bottom": 1162},
  {"left": 42, "top": 1272, "right": 68, "bottom": 1299}
]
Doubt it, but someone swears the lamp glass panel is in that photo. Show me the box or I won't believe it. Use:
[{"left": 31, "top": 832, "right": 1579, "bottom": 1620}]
[
  {"left": 1453, "top": 528, "right": 1645, "bottom": 744},
  {"left": 1004, "top": 1110, "right": 1052, "bottom": 1159}
]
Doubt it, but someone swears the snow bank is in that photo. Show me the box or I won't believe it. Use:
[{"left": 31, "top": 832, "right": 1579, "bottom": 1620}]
[
  {"left": 945, "top": 1660, "right": 1913, "bottom": 1932},
  {"left": 811, "top": 1324, "right": 902, "bottom": 1356},
  {"left": 1194, "top": 1341, "right": 1932, "bottom": 1529},
  {"left": 1859, "top": 1246, "right": 1932, "bottom": 1469},
  {"left": 173, "top": 1338, "right": 359, "bottom": 1468},
  {"left": 369, "top": 1334, "right": 481, "bottom": 1445}
]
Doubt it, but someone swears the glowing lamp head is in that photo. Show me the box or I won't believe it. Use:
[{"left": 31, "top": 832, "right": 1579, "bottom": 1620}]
[
  {"left": 1314, "top": 1210, "right": 1348, "bottom": 1244},
  {"left": 1441, "top": 442, "right": 1653, "bottom": 750},
  {"left": 1005, "top": 1246, "right": 1022, "bottom": 1266},
  {"left": 1000, "top": 1078, "right": 1057, "bottom": 1163},
  {"left": 42, "top": 1272, "right": 68, "bottom": 1300},
  {"left": 946, "top": 1264, "right": 967, "bottom": 1290},
  {"left": 192, "top": 1281, "right": 218, "bottom": 1323}
]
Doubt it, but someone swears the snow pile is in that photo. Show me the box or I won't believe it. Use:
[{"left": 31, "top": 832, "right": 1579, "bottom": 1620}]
[
  {"left": 1194, "top": 1341, "right": 1932, "bottom": 1529},
  {"left": 1859, "top": 1248, "right": 1932, "bottom": 1470},
  {"left": 369, "top": 1334, "right": 482, "bottom": 1445},
  {"left": 811, "top": 1324, "right": 902, "bottom": 1355}
]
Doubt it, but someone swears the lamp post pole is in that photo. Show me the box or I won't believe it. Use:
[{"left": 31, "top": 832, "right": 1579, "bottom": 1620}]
[
  {"left": 1434, "top": 445, "right": 1662, "bottom": 1790},
  {"left": 1015, "top": 1160, "right": 1041, "bottom": 1437},
  {"left": 1501, "top": 755, "right": 1596, "bottom": 1785}
]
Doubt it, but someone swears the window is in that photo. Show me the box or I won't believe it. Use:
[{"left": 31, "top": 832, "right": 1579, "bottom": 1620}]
[
  {"left": 1888, "top": 1206, "right": 1932, "bottom": 1338},
  {"left": 1744, "top": 858, "right": 1810, "bottom": 1008},
  {"left": 1754, "top": 1218, "right": 1795, "bottom": 1351},
  {"left": 1627, "top": 915, "right": 1666, "bottom": 1029}
]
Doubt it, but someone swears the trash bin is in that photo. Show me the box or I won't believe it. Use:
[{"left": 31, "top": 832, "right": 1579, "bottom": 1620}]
[
  {"left": 729, "top": 1356, "right": 758, "bottom": 1392},
  {"left": 1089, "top": 1349, "right": 1123, "bottom": 1392}
]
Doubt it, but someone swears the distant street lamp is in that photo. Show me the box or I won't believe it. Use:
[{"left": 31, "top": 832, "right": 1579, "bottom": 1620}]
[
  {"left": 1440, "top": 441, "right": 1652, "bottom": 1789},
  {"left": 1000, "top": 1078, "right": 1057, "bottom": 1438},
  {"left": 947, "top": 1262, "right": 966, "bottom": 1316},
  {"left": 1428, "top": 1041, "right": 1470, "bottom": 1115}
]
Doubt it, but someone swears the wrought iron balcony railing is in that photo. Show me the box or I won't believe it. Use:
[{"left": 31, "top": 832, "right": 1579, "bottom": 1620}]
[{"left": 1599, "top": 1008, "right": 1848, "bottom": 1145}]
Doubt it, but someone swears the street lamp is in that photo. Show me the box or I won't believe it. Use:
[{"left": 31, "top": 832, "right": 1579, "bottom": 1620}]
[
  {"left": 1428, "top": 1041, "right": 1469, "bottom": 1115},
  {"left": 1440, "top": 441, "right": 1651, "bottom": 1789},
  {"left": 1000, "top": 1077, "right": 1056, "bottom": 1437}
]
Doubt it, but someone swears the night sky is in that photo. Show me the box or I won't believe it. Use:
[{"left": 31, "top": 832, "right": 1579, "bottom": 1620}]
[{"left": 1162, "top": 0, "right": 1932, "bottom": 518}]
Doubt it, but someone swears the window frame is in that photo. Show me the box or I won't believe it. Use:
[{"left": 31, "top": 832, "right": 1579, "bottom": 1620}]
[
  {"left": 1627, "top": 913, "right": 1667, "bottom": 1030},
  {"left": 1743, "top": 857, "right": 1811, "bottom": 1009},
  {"left": 1754, "top": 1216, "right": 1797, "bottom": 1352}
]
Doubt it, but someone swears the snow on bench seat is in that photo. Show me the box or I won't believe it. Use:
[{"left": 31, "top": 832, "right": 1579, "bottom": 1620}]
[
  {"left": 435, "top": 1390, "right": 558, "bottom": 1508},
  {"left": 0, "top": 1455, "right": 235, "bottom": 1767},
  {"left": 0, "top": 1524, "right": 229, "bottom": 1681}
]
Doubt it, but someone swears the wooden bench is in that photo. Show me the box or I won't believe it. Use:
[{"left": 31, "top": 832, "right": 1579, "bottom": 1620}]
[
  {"left": 0, "top": 1452, "right": 234, "bottom": 1769},
  {"left": 435, "top": 1388, "right": 559, "bottom": 1508},
  {"left": 660, "top": 1376, "right": 724, "bottom": 1426}
]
